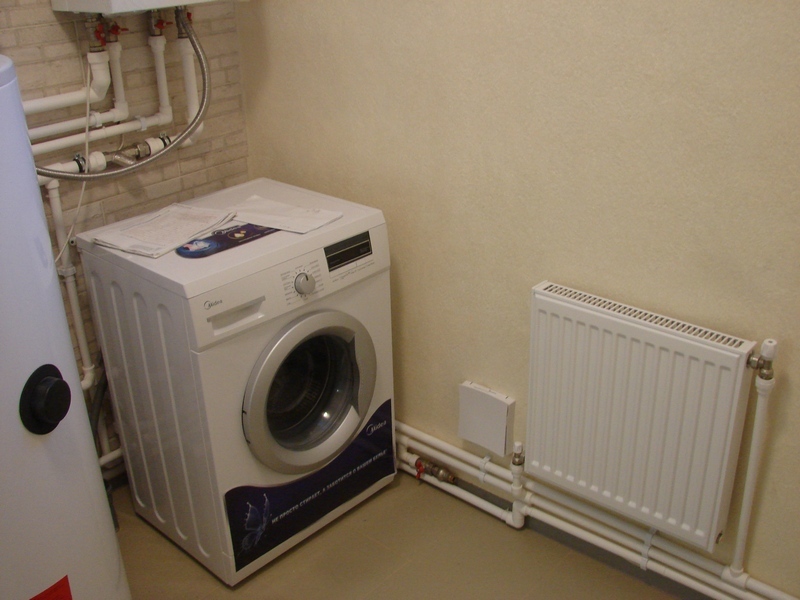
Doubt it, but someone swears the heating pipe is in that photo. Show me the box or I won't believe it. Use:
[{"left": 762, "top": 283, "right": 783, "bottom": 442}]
[
  {"left": 396, "top": 370, "right": 795, "bottom": 600},
  {"left": 44, "top": 179, "right": 98, "bottom": 391},
  {"left": 28, "top": 41, "right": 129, "bottom": 142},
  {"left": 176, "top": 36, "right": 203, "bottom": 146},
  {"left": 31, "top": 34, "right": 172, "bottom": 157},
  {"left": 35, "top": 7, "right": 208, "bottom": 182},
  {"left": 726, "top": 340, "right": 778, "bottom": 588},
  {"left": 22, "top": 49, "right": 111, "bottom": 116}
]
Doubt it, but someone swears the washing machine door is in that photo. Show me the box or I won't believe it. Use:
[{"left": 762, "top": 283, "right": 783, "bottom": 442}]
[{"left": 242, "top": 310, "right": 377, "bottom": 474}]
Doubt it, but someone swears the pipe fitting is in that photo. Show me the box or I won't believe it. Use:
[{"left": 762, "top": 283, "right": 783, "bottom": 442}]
[
  {"left": 23, "top": 50, "right": 110, "bottom": 116},
  {"left": 105, "top": 152, "right": 136, "bottom": 167},
  {"left": 175, "top": 6, "right": 191, "bottom": 38},
  {"left": 415, "top": 457, "right": 458, "bottom": 485},
  {"left": 721, "top": 566, "right": 750, "bottom": 589},
  {"left": 84, "top": 15, "right": 106, "bottom": 51},
  {"left": 509, "top": 500, "right": 526, "bottom": 529},
  {"left": 748, "top": 338, "right": 778, "bottom": 380},
  {"left": 511, "top": 441, "right": 524, "bottom": 466},
  {"left": 148, "top": 10, "right": 172, "bottom": 37},
  {"left": 36, "top": 7, "right": 208, "bottom": 181},
  {"left": 510, "top": 442, "right": 525, "bottom": 499}
]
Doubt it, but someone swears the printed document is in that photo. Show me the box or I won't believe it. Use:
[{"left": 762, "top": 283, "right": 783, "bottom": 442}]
[{"left": 92, "top": 204, "right": 236, "bottom": 258}]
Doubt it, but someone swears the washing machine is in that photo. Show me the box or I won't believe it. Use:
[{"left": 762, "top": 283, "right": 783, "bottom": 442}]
[{"left": 76, "top": 178, "right": 396, "bottom": 586}]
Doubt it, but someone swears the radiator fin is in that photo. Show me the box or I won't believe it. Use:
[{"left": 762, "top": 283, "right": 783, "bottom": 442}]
[
  {"left": 526, "top": 282, "right": 755, "bottom": 551},
  {"left": 540, "top": 282, "right": 747, "bottom": 349}
]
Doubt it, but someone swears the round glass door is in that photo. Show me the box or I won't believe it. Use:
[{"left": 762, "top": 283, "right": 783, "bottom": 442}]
[{"left": 242, "top": 311, "right": 376, "bottom": 474}]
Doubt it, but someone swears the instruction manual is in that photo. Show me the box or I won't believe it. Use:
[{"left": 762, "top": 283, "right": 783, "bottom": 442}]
[
  {"left": 92, "top": 204, "right": 236, "bottom": 258},
  {"left": 232, "top": 195, "right": 342, "bottom": 234}
]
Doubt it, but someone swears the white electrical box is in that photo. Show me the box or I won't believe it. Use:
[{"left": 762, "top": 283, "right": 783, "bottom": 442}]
[
  {"left": 458, "top": 381, "right": 515, "bottom": 456},
  {"left": 51, "top": 0, "right": 216, "bottom": 15}
]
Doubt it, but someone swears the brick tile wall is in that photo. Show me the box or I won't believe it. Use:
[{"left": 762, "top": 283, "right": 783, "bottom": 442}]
[{"left": 1, "top": 0, "right": 249, "bottom": 378}]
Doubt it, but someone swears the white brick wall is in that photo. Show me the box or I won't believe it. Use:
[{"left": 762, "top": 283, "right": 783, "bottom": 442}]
[{"left": 1, "top": 0, "right": 249, "bottom": 378}]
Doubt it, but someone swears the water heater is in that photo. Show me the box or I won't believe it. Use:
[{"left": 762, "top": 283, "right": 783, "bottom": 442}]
[
  {"left": 51, "top": 0, "right": 217, "bottom": 15},
  {"left": 0, "top": 55, "right": 131, "bottom": 600}
]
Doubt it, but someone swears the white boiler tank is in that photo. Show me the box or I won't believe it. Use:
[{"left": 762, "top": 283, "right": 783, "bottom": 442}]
[{"left": 0, "top": 55, "right": 131, "bottom": 600}]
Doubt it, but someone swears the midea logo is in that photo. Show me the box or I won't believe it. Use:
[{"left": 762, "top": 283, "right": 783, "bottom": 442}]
[
  {"left": 204, "top": 299, "right": 223, "bottom": 310},
  {"left": 366, "top": 420, "right": 387, "bottom": 436}
]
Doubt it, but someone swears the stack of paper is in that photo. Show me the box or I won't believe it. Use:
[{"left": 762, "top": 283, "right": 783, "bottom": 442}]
[
  {"left": 92, "top": 204, "right": 236, "bottom": 258},
  {"left": 232, "top": 195, "right": 342, "bottom": 233}
]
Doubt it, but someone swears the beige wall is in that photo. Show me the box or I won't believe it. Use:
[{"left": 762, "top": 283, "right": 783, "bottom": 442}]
[{"left": 236, "top": 1, "right": 800, "bottom": 594}]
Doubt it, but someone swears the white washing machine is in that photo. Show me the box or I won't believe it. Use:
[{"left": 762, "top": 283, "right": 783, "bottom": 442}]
[{"left": 76, "top": 178, "right": 395, "bottom": 586}]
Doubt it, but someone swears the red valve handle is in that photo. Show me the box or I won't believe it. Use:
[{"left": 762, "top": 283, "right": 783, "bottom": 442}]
[
  {"left": 94, "top": 23, "right": 107, "bottom": 46},
  {"left": 108, "top": 23, "right": 129, "bottom": 36}
]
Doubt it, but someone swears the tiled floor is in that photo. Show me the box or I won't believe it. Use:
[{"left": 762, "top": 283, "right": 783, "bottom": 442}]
[{"left": 114, "top": 472, "right": 704, "bottom": 599}]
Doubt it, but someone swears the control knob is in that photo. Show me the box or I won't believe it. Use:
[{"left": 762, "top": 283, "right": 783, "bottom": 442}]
[
  {"left": 294, "top": 272, "right": 316, "bottom": 295},
  {"left": 19, "top": 364, "right": 71, "bottom": 435}
]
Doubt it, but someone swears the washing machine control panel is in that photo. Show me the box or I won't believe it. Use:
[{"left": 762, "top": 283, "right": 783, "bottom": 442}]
[{"left": 187, "top": 224, "right": 389, "bottom": 351}]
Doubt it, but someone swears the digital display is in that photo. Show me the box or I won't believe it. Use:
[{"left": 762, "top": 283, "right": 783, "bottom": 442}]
[{"left": 324, "top": 231, "right": 372, "bottom": 271}]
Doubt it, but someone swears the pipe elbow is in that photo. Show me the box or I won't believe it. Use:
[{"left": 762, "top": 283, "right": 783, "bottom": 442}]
[
  {"left": 180, "top": 121, "right": 204, "bottom": 147},
  {"left": 159, "top": 106, "right": 173, "bottom": 125},
  {"left": 111, "top": 101, "right": 129, "bottom": 122},
  {"left": 86, "top": 50, "right": 111, "bottom": 104},
  {"left": 721, "top": 566, "right": 749, "bottom": 589},
  {"left": 80, "top": 365, "right": 97, "bottom": 391}
]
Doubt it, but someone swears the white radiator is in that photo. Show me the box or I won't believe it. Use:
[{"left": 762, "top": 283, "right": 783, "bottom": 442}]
[{"left": 526, "top": 281, "right": 756, "bottom": 552}]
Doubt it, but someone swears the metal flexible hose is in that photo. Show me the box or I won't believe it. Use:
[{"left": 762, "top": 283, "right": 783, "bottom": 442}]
[{"left": 35, "top": 7, "right": 209, "bottom": 182}]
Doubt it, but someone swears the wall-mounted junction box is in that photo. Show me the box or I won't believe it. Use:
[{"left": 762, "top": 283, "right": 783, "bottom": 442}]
[
  {"left": 458, "top": 381, "right": 515, "bottom": 456},
  {"left": 51, "top": 0, "right": 218, "bottom": 15}
]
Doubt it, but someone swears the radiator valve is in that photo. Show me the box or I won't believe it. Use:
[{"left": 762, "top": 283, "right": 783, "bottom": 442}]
[
  {"left": 511, "top": 441, "right": 525, "bottom": 466},
  {"left": 415, "top": 457, "right": 457, "bottom": 485},
  {"left": 510, "top": 441, "right": 525, "bottom": 498},
  {"left": 748, "top": 339, "right": 777, "bottom": 380}
]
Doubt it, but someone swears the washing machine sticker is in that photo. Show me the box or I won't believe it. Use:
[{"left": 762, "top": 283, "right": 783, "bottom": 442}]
[
  {"left": 176, "top": 223, "right": 278, "bottom": 258},
  {"left": 225, "top": 399, "right": 395, "bottom": 571}
]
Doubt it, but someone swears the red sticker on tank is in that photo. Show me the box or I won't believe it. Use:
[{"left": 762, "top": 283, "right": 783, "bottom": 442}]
[{"left": 30, "top": 576, "right": 72, "bottom": 600}]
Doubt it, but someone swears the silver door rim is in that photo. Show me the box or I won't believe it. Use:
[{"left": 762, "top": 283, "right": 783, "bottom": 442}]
[{"left": 242, "top": 310, "right": 376, "bottom": 474}]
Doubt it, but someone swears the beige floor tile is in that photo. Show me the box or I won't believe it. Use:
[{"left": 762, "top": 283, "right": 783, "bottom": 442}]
[{"left": 114, "top": 472, "right": 701, "bottom": 600}]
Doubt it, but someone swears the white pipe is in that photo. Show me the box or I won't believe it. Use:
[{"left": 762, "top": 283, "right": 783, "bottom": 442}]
[
  {"left": 396, "top": 431, "right": 511, "bottom": 493},
  {"left": 31, "top": 36, "right": 172, "bottom": 157},
  {"left": 397, "top": 459, "right": 513, "bottom": 524},
  {"left": 149, "top": 35, "right": 171, "bottom": 119},
  {"left": 23, "top": 51, "right": 111, "bottom": 116},
  {"left": 399, "top": 428, "right": 724, "bottom": 575},
  {"left": 396, "top": 445, "right": 753, "bottom": 599},
  {"left": 99, "top": 448, "right": 123, "bottom": 468},
  {"left": 395, "top": 421, "right": 797, "bottom": 600},
  {"left": 37, "top": 151, "right": 107, "bottom": 187},
  {"left": 176, "top": 37, "right": 204, "bottom": 146},
  {"left": 396, "top": 421, "right": 727, "bottom": 577},
  {"left": 45, "top": 180, "right": 96, "bottom": 391},
  {"left": 32, "top": 116, "right": 168, "bottom": 157},
  {"left": 28, "top": 42, "right": 129, "bottom": 142},
  {"left": 520, "top": 501, "right": 746, "bottom": 600},
  {"left": 730, "top": 340, "right": 778, "bottom": 576},
  {"left": 30, "top": 112, "right": 106, "bottom": 142},
  {"left": 106, "top": 41, "right": 128, "bottom": 118}
]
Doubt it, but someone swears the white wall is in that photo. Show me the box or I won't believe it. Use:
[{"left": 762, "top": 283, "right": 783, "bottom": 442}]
[{"left": 236, "top": 1, "right": 800, "bottom": 595}]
